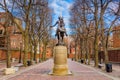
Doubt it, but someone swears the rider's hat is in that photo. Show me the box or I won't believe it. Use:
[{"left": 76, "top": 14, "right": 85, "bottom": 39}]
[{"left": 58, "top": 16, "right": 63, "bottom": 20}]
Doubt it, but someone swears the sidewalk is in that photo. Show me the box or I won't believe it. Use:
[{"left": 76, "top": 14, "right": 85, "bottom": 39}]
[
  {"left": 0, "top": 61, "right": 23, "bottom": 78},
  {"left": 89, "top": 60, "right": 120, "bottom": 79},
  {"left": 0, "top": 59, "right": 119, "bottom": 80},
  {"left": 0, "top": 61, "right": 22, "bottom": 71}
]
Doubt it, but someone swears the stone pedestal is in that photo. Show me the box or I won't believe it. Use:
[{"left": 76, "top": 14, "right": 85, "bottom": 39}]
[{"left": 49, "top": 46, "right": 72, "bottom": 76}]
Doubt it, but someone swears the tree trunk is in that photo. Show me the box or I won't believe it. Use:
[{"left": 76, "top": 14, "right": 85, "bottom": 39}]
[
  {"left": 42, "top": 46, "right": 46, "bottom": 61},
  {"left": 80, "top": 40, "right": 83, "bottom": 60},
  {"left": 34, "top": 45, "right": 37, "bottom": 63},
  {"left": 87, "top": 43, "right": 90, "bottom": 65},
  {"left": 23, "top": 33, "right": 29, "bottom": 67},
  {"left": 104, "top": 48, "right": 109, "bottom": 63},
  {"left": 82, "top": 40, "right": 86, "bottom": 64},
  {"left": 74, "top": 43, "right": 77, "bottom": 61},
  {"left": 94, "top": 35, "right": 99, "bottom": 67},
  {"left": 85, "top": 39, "right": 90, "bottom": 65},
  {"left": 87, "top": 50, "right": 90, "bottom": 65},
  {"left": 104, "top": 33, "right": 109, "bottom": 64},
  {"left": 39, "top": 42, "right": 42, "bottom": 62},
  {"left": 30, "top": 43, "right": 33, "bottom": 65},
  {"left": 6, "top": 35, "right": 11, "bottom": 68}
]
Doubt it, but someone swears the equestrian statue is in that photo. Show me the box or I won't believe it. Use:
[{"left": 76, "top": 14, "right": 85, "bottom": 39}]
[{"left": 51, "top": 16, "right": 68, "bottom": 46}]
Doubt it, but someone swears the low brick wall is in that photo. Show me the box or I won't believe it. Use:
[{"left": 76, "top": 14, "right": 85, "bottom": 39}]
[
  {"left": 0, "top": 49, "right": 52, "bottom": 60},
  {"left": 0, "top": 50, "right": 6, "bottom": 60},
  {"left": 99, "top": 49, "right": 120, "bottom": 63}
]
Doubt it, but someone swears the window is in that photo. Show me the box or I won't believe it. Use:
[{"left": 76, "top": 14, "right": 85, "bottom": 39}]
[{"left": 0, "top": 18, "right": 5, "bottom": 22}]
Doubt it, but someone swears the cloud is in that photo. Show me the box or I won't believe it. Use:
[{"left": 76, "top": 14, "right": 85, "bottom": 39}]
[
  {"left": 0, "top": 0, "right": 12, "bottom": 12},
  {"left": 49, "top": 0, "right": 72, "bottom": 16},
  {"left": 108, "top": 2, "right": 119, "bottom": 13},
  {"left": 49, "top": 0, "right": 73, "bottom": 34}
]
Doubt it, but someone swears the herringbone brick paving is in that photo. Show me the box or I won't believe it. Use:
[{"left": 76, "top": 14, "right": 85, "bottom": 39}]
[{"left": 0, "top": 59, "right": 119, "bottom": 80}]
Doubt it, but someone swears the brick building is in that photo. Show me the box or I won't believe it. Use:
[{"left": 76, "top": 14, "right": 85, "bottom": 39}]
[
  {"left": 113, "top": 26, "right": 120, "bottom": 48},
  {"left": 0, "top": 12, "right": 52, "bottom": 60},
  {"left": 0, "top": 12, "right": 22, "bottom": 49},
  {"left": 98, "top": 26, "right": 120, "bottom": 63}
]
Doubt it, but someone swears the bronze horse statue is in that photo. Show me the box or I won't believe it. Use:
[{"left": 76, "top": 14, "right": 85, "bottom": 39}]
[{"left": 56, "top": 29, "right": 67, "bottom": 46}]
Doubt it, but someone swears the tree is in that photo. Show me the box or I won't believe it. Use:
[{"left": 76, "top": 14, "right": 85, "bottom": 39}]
[
  {"left": 70, "top": 0, "right": 120, "bottom": 67},
  {"left": 70, "top": 0, "right": 94, "bottom": 64},
  {"left": 28, "top": 0, "right": 52, "bottom": 63},
  {"left": 0, "top": 0, "right": 52, "bottom": 66}
]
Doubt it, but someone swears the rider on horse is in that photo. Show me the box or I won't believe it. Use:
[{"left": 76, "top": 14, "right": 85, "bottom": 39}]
[
  {"left": 51, "top": 16, "right": 68, "bottom": 45},
  {"left": 52, "top": 16, "right": 68, "bottom": 36}
]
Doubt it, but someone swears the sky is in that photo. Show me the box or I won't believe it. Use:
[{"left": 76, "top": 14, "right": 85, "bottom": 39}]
[
  {"left": 0, "top": 0, "right": 74, "bottom": 35},
  {"left": 48, "top": 0, "right": 73, "bottom": 36},
  {"left": 1, "top": 0, "right": 119, "bottom": 36}
]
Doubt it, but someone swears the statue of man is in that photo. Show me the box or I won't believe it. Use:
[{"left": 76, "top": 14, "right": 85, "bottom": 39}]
[
  {"left": 52, "top": 16, "right": 68, "bottom": 36},
  {"left": 51, "top": 16, "right": 68, "bottom": 45}
]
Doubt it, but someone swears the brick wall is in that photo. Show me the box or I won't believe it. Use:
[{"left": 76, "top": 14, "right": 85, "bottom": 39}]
[
  {"left": 0, "top": 12, "right": 23, "bottom": 49},
  {"left": 0, "top": 49, "right": 52, "bottom": 60},
  {"left": 113, "top": 26, "right": 120, "bottom": 48},
  {"left": 99, "top": 49, "right": 120, "bottom": 63},
  {"left": 0, "top": 50, "right": 6, "bottom": 60}
]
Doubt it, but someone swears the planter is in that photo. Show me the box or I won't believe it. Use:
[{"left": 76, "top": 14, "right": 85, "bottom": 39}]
[
  {"left": 81, "top": 59, "right": 84, "bottom": 63},
  {"left": 4, "top": 68, "right": 15, "bottom": 75},
  {"left": 27, "top": 61, "right": 31, "bottom": 66},
  {"left": 105, "top": 63, "right": 112, "bottom": 72}
]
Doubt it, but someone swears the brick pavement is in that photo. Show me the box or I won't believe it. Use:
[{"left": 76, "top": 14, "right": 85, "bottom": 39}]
[
  {"left": 0, "top": 62, "right": 20, "bottom": 71},
  {"left": 89, "top": 60, "right": 120, "bottom": 79},
  {"left": 0, "top": 59, "right": 119, "bottom": 80}
]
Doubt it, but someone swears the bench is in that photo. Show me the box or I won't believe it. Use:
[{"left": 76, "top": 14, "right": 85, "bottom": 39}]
[{"left": 98, "top": 64, "right": 104, "bottom": 68}]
